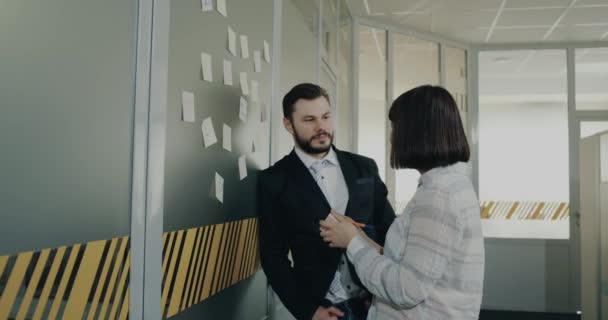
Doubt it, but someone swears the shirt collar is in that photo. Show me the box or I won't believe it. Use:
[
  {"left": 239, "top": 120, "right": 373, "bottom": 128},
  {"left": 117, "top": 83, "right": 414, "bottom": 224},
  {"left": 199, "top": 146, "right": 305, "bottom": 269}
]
[
  {"left": 294, "top": 145, "right": 339, "bottom": 169},
  {"left": 418, "top": 162, "right": 471, "bottom": 186}
]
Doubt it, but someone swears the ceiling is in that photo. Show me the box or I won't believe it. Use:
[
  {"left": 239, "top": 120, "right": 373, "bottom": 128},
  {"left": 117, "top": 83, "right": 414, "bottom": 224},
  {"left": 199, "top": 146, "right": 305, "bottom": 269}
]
[{"left": 348, "top": 0, "right": 608, "bottom": 44}]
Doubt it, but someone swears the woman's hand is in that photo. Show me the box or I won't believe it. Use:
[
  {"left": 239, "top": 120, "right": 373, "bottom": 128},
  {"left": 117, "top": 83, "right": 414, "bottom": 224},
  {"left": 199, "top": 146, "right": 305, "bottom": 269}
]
[{"left": 319, "top": 213, "right": 360, "bottom": 248}]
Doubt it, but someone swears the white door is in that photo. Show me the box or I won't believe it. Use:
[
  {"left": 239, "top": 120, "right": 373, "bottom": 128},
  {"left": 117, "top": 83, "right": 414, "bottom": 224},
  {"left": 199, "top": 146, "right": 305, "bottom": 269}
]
[{"left": 579, "top": 122, "right": 608, "bottom": 320}]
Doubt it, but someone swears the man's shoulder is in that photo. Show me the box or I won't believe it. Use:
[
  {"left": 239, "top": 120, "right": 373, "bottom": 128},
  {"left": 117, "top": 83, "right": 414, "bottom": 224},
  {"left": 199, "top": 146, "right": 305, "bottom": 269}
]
[
  {"left": 336, "top": 149, "right": 377, "bottom": 169},
  {"left": 260, "top": 154, "right": 291, "bottom": 180}
]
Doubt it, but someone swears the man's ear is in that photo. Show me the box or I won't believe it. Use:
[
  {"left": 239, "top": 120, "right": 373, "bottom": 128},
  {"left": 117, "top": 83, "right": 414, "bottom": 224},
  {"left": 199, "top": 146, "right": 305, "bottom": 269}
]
[{"left": 283, "top": 117, "right": 295, "bottom": 136}]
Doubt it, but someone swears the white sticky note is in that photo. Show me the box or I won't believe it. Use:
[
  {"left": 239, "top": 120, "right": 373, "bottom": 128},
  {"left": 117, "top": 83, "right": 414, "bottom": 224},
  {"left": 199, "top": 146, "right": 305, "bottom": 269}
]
[
  {"left": 240, "top": 72, "right": 249, "bottom": 96},
  {"left": 263, "top": 41, "right": 271, "bottom": 63},
  {"left": 238, "top": 155, "right": 247, "bottom": 180},
  {"left": 228, "top": 27, "right": 237, "bottom": 56},
  {"left": 201, "top": 117, "right": 217, "bottom": 148},
  {"left": 253, "top": 50, "right": 262, "bottom": 73},
  {"left": 251, "top": 80, "right": 259, "bottom": 102},
  {"left": 223, "top": 124, "right": 232, "bottom": 152},
  {"left": 201, "top": 0, "right": 213, "bottom": 11},
  {"left": 215, "top": 172, "right": 224, "bottom": 203},
  {"left": 240, "top": 35, "right": 249, "bottom": 59},
  {"left": 181, "top": 91, "right": 195, "bottom": 123},
  {"left": 223, "top": 60, "right": 233, "bottom": 86},
  {"left": 260, "top": 103, "right": 268, "bottom": 122},
  {"left": 201, "top": 52, "right": 213, "bottom": 82},
  {"left": 239, "top": 97, "right": 248, "bottom": 122},
  {"left": 217, "top": 0, "right": 227, "bottom": 17}
]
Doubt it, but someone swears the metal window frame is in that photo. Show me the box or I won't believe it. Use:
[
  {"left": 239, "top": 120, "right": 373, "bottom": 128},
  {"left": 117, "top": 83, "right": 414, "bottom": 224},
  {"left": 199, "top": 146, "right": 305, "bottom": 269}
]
[{"left": 129, "top": 0, "right": 170, "bottom": 318}]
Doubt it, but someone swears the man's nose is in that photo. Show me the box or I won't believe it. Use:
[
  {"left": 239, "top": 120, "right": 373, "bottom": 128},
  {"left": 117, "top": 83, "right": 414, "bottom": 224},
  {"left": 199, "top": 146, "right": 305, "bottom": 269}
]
[{"left": 316, "top": 120, "right": 329, "bottom": 132}]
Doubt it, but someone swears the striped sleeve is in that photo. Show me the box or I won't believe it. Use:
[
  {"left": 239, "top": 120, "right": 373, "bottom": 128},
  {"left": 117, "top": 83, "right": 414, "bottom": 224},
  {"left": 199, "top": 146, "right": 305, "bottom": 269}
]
[{"left": 346, "top": 188, "right": 463, "bottom": 308}]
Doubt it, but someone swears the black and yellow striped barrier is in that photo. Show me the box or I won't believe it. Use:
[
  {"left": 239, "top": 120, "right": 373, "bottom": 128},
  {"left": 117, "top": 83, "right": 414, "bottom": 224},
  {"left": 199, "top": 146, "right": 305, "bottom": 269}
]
[
  {"left": 480, "top": 201, "right": 569, "bottom": 220},
  {"left": 0, "top": 217, "right": 260, "bottom": 320}
]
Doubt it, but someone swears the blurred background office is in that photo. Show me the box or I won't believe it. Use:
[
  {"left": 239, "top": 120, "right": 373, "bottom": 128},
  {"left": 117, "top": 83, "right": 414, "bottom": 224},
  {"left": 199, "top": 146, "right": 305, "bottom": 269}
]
[{"left": 1, "top": 0, "right": 607, "bottom": 319}]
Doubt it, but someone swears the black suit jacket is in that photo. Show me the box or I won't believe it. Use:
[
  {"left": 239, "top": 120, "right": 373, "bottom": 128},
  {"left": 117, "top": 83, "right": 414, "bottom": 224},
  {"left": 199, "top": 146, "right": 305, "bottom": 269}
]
[{"left": 258, "top": 147, "right": 396, "bottom": 320}]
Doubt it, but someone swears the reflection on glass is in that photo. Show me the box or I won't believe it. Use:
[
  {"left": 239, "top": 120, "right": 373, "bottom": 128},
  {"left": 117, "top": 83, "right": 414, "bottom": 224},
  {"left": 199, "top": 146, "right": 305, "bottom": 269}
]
[
  {"left": 576, "top": 48, "right": 608, "bottom": 110},
  {"left": 358, "top": 26, "right": 386, "bottom": 180},
  {"left": 278, "top": 0, "right": 320, "bottom": 159},
  {"left": 479, "top": 50, "right": 569, "bottom": 239},
  {"left": 445, "top": 46, "right": 468, "bottom": 134},
  {"left": 322, "top": 0, "right": 338, "bottom": 68},
  {"left": 336, "top": 7, "right": 352, "bottom": 151},
  {"left": 393, "top": 35, "right": 439, "bottom": 214}
]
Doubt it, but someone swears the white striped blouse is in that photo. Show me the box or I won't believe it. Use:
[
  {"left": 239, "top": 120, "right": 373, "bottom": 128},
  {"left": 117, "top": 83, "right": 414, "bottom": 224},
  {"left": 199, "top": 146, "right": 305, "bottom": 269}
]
[{"left": 347, "top": 162, "right": 485, "bottom": 320}]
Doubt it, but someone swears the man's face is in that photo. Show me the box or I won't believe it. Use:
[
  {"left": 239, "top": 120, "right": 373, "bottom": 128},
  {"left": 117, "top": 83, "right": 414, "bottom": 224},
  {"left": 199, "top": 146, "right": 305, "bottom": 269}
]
[{"left": 283, "top": 96, "right": 333, "bottom": 155}]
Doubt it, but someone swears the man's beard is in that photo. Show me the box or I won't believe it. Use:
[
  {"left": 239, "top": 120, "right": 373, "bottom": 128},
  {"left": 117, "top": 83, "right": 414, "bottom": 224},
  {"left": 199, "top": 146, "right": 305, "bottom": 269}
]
[{"left": 294, "top": 128, "right": 333, "bottom": 154}]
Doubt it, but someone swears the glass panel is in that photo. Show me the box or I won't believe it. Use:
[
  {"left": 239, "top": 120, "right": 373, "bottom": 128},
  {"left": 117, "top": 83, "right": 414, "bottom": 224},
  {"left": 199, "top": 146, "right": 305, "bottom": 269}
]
[
  {"left": 479, "top": 50, "right": 569, "bottom": 239},
  {"left": 576, "top": 48, "right": 608, "bottom": 110},
  {"left": 162, "top": 0, "right": 274, "bottom": 318},
  {"left": 320, "top": 65, "right": 337, "bottom": 115},
  {"left": 322, "top": 0, "right": 338, "bottom": 69},
  {"left": 445, "top": 46, "right": 468, "bottom": 136},
  {"left": 358, "top": 26, "right": 386, "bottom": 180},
  {"left": 335, "top": 4, "right": 352, "bottom": 151},
  {"left": 392, "top": 34, "right": 440, "bottom": 214},
  {"left": 278, "top": 0, "right": 320, "bottom": 159},
  {"left": 0, "top": 0, "right": 137, "bottom": 317}
]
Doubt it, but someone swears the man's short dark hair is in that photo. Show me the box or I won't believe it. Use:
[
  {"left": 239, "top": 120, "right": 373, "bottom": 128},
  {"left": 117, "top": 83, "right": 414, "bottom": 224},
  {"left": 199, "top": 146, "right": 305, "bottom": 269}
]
[
  {"left": 389, "top": 85, "right": 470, "bottom": 172},
  {"left": 282, "top": 83, "right": 330, "bottom": 119}
]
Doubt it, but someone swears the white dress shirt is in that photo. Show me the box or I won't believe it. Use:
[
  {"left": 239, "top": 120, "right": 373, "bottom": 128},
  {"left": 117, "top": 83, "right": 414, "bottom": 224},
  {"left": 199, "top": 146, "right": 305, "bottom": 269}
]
[{"left": 294, "top": 147, "right": 361, "bottom": 302}]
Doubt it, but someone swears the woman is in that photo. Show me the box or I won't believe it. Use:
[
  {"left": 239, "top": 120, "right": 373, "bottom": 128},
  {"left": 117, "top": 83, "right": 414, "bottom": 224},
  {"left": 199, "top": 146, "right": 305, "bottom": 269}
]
[{"left": 320, "top": 85, "right": 484, "bottom": 319}]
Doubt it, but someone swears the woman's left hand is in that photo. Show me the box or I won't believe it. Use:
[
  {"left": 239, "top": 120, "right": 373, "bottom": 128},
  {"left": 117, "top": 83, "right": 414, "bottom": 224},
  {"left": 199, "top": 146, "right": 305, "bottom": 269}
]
[{"left": 319, "top": 213, "right": 359, "bottom": 248}]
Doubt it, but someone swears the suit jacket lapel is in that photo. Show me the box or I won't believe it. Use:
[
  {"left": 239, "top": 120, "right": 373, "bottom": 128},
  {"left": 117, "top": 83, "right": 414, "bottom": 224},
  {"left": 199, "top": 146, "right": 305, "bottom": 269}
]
[
  {"left": 287, "top": 150, "right": 331, "bottom": 216},
  {"left": 335, "top": 148, "right": 358, "bottom": 218}
]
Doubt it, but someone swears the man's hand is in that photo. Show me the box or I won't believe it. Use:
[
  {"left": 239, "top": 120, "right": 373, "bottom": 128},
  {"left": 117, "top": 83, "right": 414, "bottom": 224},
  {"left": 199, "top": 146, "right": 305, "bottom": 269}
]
[{"left": 312, "top": 306, "right": 344, "bottom": 320}]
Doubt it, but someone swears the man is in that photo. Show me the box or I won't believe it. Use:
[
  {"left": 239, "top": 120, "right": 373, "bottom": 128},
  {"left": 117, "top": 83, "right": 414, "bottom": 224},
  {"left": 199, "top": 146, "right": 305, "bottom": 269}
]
[{"left": 258, "top": 83, "right": 395, "bottom": 320}]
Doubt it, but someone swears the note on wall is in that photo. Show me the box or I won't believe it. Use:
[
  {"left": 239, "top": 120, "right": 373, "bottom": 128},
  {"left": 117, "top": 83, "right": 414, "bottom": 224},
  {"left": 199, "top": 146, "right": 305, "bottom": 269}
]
[
  {"left": 239, "top": 97, "right": 248, "bottom": 122},
  {"left": 251, "top": 80, "right": 259, "bottom": 102},
  {"left": 238, "top": 155, "right": 247, "bottom": 180},
  {"left": 260, "top": 102, "right": 268, "bottom": 122},
  {"left": 201, "top": 0, "right": 213, "bottom": 11},
  {"left": 223, "top": 60, "right": 233, "bottom": 86},
  {"left": 240, "top": 72, "right": 249, "bottom": 96},
  {"left": 217, "top": 0, "right": 227, "bottom": 17},
  {"left": 181, "top": 91, "right": 196, "bottom": 123},
  {"left": 227, "top": 27, "right": 237, "bottom": 56},
  {"left": 240, "top": 35, "right": 249, "bottom": 59},
  {"left": 223, "top": 124, "right": 232, "bottom": 152},
  {"left": 201, "top": 117, "right": 217, "bottom": 148},
  {"left": 263, "top": 41, "right": 271, "bottom": 63},
  {"left": 253, "top": 50, "right": 262, "bottom": 73},
  {"left": 214, "top": 172, "right": 224, "bottom": 203},
  {"left": 201, "top": 52, "right": 213, "bottom": 82}
]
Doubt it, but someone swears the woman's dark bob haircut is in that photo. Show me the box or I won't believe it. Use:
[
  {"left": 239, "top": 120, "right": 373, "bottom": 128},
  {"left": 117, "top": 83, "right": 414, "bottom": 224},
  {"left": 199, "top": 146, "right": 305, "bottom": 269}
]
[{"left": 389, "top": 85, "right": 470, "bottom": 172}]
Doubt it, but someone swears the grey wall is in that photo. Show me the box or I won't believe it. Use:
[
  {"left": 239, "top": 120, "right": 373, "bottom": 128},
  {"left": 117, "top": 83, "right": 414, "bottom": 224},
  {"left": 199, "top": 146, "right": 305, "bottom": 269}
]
[
  {"left": 162, "top": 0, "right": 274, "bottom": 319},
  {"left": 273, "top": 0, "right": 319, "bottom": 163},
  {"left": 0, "top": 0, "right": 137, "bottom": 254},
  {"left": 482, "top": 239, "right": 571, "bottom": 312}
]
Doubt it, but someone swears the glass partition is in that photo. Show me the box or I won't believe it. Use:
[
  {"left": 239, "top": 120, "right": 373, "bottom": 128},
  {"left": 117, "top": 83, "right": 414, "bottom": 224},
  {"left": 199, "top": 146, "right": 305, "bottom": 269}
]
[
  {"left": 479, "top": 50, "right": 569, "bottom": 239},
  {"left": 392, "top": 34, "right": 440, "bottom": 214},
  {"left": 357, "top": 26, "right": 387, "bottom": 180}
]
